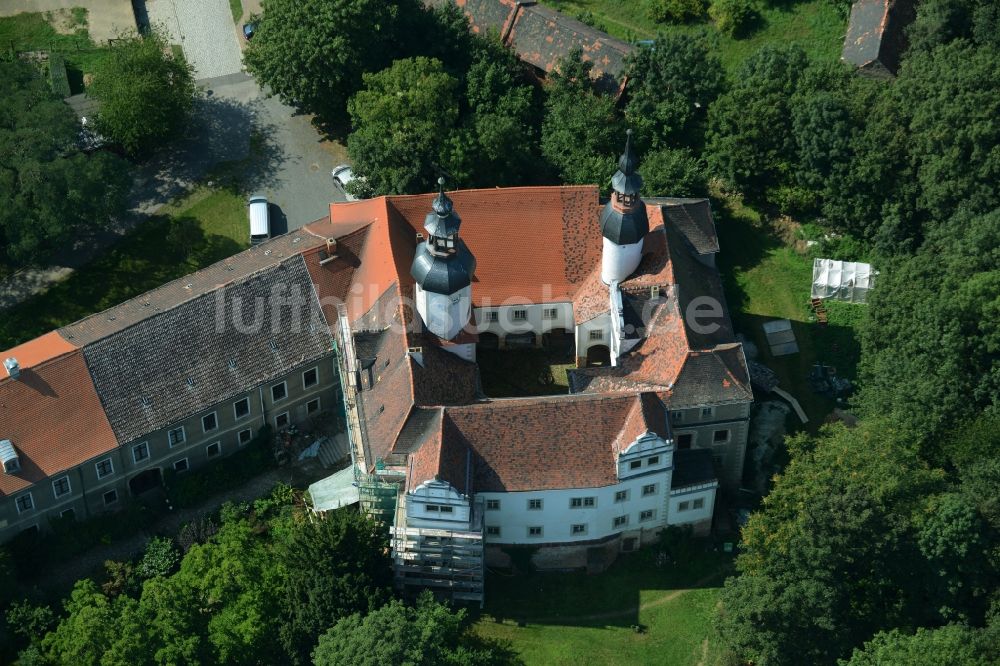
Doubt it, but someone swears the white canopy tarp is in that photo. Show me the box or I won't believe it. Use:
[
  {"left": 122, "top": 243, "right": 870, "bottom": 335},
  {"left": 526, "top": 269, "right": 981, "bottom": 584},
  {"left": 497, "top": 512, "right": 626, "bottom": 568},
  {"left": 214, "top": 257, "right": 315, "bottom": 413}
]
[{"left": 811, "top": 258, "right": 876, "bottom": 303}]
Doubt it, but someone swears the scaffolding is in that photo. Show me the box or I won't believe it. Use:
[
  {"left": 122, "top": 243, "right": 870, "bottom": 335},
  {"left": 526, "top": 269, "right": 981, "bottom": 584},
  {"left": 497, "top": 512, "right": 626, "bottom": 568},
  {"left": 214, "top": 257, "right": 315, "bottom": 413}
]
[{"left": 391, "top": 496, "right": 485, "bottom": 606}]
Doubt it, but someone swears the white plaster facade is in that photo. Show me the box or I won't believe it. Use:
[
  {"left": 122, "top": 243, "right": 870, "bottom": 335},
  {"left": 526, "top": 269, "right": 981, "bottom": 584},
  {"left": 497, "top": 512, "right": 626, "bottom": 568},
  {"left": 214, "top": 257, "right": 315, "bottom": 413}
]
[
  {"left": 601, "top": 236, "right": 644, "bottom": 284},
  {"left": 415, "top": 283, "right": 472, "bottom": 341}
]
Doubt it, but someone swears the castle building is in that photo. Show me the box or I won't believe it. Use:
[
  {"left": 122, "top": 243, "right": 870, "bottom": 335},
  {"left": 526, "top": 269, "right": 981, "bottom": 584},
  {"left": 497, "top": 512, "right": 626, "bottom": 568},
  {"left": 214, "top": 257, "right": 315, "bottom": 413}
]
[{"left": 0, "top": 136, "right": 751, "bottom": 607}]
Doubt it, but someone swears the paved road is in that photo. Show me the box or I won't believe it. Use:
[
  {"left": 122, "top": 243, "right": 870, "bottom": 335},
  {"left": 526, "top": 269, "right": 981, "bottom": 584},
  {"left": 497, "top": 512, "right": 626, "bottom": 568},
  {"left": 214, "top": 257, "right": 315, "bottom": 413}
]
[{"left": 147, "top": 0, "right": 243, "bottom": 79}]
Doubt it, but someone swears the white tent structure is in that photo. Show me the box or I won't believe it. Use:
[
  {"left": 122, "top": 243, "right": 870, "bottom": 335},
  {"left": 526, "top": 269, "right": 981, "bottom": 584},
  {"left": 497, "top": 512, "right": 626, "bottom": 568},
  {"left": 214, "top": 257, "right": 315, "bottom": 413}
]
[{"left": 811, "top": 258, "right": 876, "bottom": 303}]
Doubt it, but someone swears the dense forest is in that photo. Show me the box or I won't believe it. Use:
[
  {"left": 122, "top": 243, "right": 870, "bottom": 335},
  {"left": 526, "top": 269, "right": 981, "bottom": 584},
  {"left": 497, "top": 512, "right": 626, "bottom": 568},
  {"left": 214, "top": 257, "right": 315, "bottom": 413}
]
[{"left": 2, "top": 0, "right": 998, "bottom": 663}]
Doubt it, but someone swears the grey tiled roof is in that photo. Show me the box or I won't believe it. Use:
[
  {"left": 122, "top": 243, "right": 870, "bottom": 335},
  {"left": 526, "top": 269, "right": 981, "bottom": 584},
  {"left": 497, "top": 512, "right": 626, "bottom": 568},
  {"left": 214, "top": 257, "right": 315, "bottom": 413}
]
[
  {"left": 668, "top": 345, "right": 753, "bottom": 409},
  {"left": 671, "top": 448, "right": 716, "bottom": 489},
  {"left": 645, "top": 198, "right": 719, "bottom": 255},
  {"left": 82, "top": 255, "right": 334, "bottom": 443}
]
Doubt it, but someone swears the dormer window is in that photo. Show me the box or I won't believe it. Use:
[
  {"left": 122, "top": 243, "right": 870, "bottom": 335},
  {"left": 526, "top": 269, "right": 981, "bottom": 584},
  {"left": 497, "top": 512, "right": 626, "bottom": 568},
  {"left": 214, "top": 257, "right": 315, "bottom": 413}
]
[
  {"left": 0, "top": 439, "right": 19, "bottom": 474},
  {"left": 432, "top": 236, "right": 456, "bottom": 254}
]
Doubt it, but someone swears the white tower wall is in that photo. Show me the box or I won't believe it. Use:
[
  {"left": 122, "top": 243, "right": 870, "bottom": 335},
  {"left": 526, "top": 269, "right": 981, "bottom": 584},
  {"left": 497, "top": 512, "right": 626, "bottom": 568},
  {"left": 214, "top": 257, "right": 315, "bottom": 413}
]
[
  {"left": 415, "top": 284, "right": 472, "bottom": 341},
  {"left": 601, "top": 237, "right": 644, "bottom": 284}
]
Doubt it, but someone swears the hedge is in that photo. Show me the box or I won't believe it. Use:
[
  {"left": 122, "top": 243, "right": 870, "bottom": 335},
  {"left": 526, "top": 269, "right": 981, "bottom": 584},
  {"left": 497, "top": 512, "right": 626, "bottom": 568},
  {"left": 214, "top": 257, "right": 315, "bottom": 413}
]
[{"left": 48, "top": 53, "right": 71, "bottom": 98}]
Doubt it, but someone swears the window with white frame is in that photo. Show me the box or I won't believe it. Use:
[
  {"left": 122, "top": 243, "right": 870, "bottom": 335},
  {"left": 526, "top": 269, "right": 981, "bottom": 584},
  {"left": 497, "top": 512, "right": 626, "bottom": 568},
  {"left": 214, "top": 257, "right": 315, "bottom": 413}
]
[
  {"left": 302, "top": 367, "right": 318, "bottom": 389},
  {"left": 15, "top": 493, "right": 34, "bottom": 513},
  {"left": 570, "top": 496, "right": 596, "bottom": 509},
  {"left": 512, "top": 309, "right": 527, "bottom": 321},
  {"left": 614, "top": 490, "right": 628, "bottom": 503},
  {"left": 202, "top": 412, "right": 218, "bottom": 433},
  {"left": 307, "top": 398, "right": 321, "bottom": 414},
  {"left": 206, "top": 441, "right": 222, "bottom": 459},
  {"left": 486, "top": 499, "right": 500, "bottom": 510},
  {"left": 132, "top": 441, "right": 149, "bottom": 463},
  {"left": 589, "top": 329, "right": 603, "bottom": 340},
  {"left": 95, "top": 458, "right": 114, "bottom": 478},
  {"left": 238, "top": 428, "right": 253, "bottom": 446},
  {"left": 642, "top": 483, "right": 657, "bottom": 496},
  {"left": 485, "top": 311, "right": 499, "bottom": 323},
  {"left": 173, "top": 458, "right": 189, "bottom": 473},
  {"left": 528, "top": 526, "right": 543, "bottom": 537},
  {"left": 168, "top": 427, "right": 185, "bottom": 447},
  {"left": 678, "top": 501, "right": 690, "bottom": 511},
  {"left": 52, "top": 476, "right": 72, "bottom": 498},
  {"left": 648, "top": 456, "right": 660, "bottom": 465},
  {"left": 713, "top": 429, "right": 730, "bottom": 443},
  {"left": 571, "top": 523, "right": 587, "bottom": 535},
  {"left": 103, "top": 489, "right": 119, "bottom": 505},
  {"left": 629, "top": 459, "right": 642, "bottom": 470},
  {"left": 271, "top": 381, "right": 287, "bottom": 402},
  {"left": 701, "top": 407, "right": 714, "bottom": 418},
  {"left": 527, "top": 498, "right": 542, "bottom": 510},
  {"left": 613, "top": 514, "right": 628, "bottom": 528},
  {"left": 542, "top": 308, "right": 557, "bottom": 320},
  {"left": 275, "top": 412, "right": 290, "bottom": 429},
  {"left": 486, "top": 526, "right": 500, "bottom": 536},
  {"left": 233, "top": 397, "right": 251, "bottom": 419},
  {"left": 640, "top": 509, "right": 655, "bottom": 522},
  {"left": 693, "top": 498, "right": 705, "bottom": 510}
]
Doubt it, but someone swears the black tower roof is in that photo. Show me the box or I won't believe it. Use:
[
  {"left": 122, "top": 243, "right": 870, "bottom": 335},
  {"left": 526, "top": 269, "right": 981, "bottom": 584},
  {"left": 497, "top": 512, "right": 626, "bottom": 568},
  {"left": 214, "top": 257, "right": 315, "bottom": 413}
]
[
  {"left": 423, "top": 177, "right": 462, "bottom": 238},
  {"left": 600, "top": 130, "right": 648, "bottom": 245},
  {"left": 410, "top": 178, "right": 476, "bottom": 295}
]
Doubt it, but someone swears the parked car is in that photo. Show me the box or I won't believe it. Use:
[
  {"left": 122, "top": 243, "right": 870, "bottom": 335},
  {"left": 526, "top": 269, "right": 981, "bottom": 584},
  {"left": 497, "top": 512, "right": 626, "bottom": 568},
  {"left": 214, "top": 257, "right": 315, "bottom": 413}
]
[
  {"left": 242, "top": 22, "right": 257, "bottom": 40},
  {"left": 332, "top": 164, "right": 358, "bottom": 201},
  {"left": 248, "top": 194, "right": 270, "bottom": 245}
]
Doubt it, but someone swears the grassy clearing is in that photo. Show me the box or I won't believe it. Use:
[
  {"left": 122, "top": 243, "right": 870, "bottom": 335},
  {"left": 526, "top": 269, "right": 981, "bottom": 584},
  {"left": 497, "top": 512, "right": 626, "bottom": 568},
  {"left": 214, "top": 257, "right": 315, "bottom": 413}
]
[
  {"left": 0, "top": 188, "right": 248, "bottom": 349},
  {"left": 0, "top": 10, "right": 108, "bottom": 94},
  {"left": 713, "top": 193, "right": 864, "bottom": 427},
  {"left": 473, "top": 545, "right": 735, "bottom": 665},
  {"left": 229, "top": 0, "right": 244, "bottom": 24},
  {"left": 543, "top": 0, "right": 845, "bottom": 72}
]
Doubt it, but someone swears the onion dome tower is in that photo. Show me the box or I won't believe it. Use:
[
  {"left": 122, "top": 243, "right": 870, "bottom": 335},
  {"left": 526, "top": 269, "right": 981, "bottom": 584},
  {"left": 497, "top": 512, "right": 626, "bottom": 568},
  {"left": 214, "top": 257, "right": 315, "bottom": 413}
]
[
  {"left": 411, "top": 178, "right": 477, "bottom": 341},
  {"left": 600, "top": 130, "right": 649, "bottom": 284}
]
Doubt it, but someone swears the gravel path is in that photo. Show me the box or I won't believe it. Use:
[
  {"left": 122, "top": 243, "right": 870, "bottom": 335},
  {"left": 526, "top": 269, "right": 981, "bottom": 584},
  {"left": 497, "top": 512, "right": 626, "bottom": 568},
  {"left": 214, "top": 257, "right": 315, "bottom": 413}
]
[
  {"left": 40, "top": 459, "right": 333, "bottom": 595},
  {"left": 147, "top": 0, "right": 243, "bottom": 79}
]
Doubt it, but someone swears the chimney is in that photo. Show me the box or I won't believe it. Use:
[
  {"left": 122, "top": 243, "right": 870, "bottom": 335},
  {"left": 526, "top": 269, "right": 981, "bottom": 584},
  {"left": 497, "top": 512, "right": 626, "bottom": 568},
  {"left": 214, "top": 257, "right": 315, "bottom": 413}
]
[
  {"left": 4, "top": 357, "right": 20, "bottom": 379},
  {"left": 319, "top": 238, "right": 339, "bottom": 266},
  {"left": 415, "top": 232, "right": 424, "bottom": 245}
]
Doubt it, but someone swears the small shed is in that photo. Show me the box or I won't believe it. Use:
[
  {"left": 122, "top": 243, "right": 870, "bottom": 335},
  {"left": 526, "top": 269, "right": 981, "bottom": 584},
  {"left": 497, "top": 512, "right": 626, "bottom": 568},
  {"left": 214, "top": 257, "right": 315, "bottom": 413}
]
[
  {"left": 841, "top": 0, "right": 917, "bottom": 78},
  {"left": 811, "top": 258, "right": 876, "bottom": 303},
  {"left": 762, "top": 319, "right": 799, "bottom": 357}
]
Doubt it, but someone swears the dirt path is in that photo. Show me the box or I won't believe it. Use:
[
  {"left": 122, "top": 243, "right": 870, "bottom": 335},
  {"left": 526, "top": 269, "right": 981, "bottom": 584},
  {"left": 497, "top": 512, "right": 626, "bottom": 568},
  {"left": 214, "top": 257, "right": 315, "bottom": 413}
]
[{"left": 516, "top": 571, "right": 724, "bottom": 625}]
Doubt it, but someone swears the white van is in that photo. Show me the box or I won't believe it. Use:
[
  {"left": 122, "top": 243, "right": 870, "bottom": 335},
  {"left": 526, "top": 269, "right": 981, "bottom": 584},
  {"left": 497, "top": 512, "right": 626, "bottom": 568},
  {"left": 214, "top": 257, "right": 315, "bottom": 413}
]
[{"left": 248, "top": 194, "right": 270, "bottom": 245}]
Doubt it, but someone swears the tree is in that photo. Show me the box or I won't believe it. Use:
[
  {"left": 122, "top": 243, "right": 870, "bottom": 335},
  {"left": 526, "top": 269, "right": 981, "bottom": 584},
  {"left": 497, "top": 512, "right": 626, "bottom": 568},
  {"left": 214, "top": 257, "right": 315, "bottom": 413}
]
[
  {"left": 346, "top": 57, "right": 461, "bottom": 195},
  {"left": 0, "top": 60, "right": 130, "bottom": 267},
  {"left": 313, "top": 592, "right": 518, "bottom": 666},
  {"left": 278, "top": 509, "right": 392, "bottom": 664},
  {"left": 640, "top": 147, "right": 708, "bottom": 197},
  {"left": 90, "top": 29, "right": 196, "bottom": 156},
  {"left": 844, "top": 624, "right": 1000, "bottom": 666},
  {"left": 541, "top": 51, "right": 624, "bottom": 187},
  {"left": 705, "top": 45, "right": 807, "bottom": 199},
  {"left": 624, "top": 34, "right": 725, "bottom": 152},
  {"left": 709, "top": 0, "right": 760, "bottom": 38},
  {"left": 41, "top": 580, "right": 120, "bottom": 664},
  {"left": 715, "top": 422, "right": 950, "bottom": 665}
]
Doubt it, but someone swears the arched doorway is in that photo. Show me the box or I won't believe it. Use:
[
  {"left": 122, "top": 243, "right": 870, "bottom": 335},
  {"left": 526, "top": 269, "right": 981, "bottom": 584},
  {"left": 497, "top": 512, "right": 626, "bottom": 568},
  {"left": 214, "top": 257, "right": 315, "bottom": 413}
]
[
  {"left": 478, "top": 332, "right": 500, "bottom": 350},
  {"left": 586, "top": 345, "right": 611, "bottom": 367},
  {"left": 543, "top": 328, "right": 573, "bottom": 358},
  {"left": 505, "top": 332, "right": 536, "bottom": 349},
  {"left": 129, "top": 468, "right": 162, "bottom": 496}
]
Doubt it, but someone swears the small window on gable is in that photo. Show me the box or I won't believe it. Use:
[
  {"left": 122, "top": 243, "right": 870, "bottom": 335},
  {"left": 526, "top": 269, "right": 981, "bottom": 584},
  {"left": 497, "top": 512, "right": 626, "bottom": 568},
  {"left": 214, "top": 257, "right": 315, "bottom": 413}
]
[
  {"left": 629, "top": 460, "right": 642, "bottom": 470},
  {"left": 693, "top": 498, "right": 705, "bottom": 510},
  {"left": 426, "top": 504, "right": 440, "bottom": 513},
  {"left": 648, "top": 456, "right": 660, "bottom": 465},
  {"left": 589, "top": 329, "right": 603, "bottom": 340},
  {"left": 678, "top": 501, "right": 690, "bottom": 512},
  {"left": 713, "top": 429, "right": 730, "bottom": 443},
  {"left": 440, "top": 505, "right": 453, "bottom": 513}
]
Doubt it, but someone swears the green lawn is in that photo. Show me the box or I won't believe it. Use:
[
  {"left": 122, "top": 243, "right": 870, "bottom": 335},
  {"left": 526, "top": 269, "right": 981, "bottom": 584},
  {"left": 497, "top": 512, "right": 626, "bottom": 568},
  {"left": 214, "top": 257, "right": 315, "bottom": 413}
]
[
  {"left": 473, "top": 544, "right": 735, "bottom": 665},
  {"left": 0, "top": 188, "right": 248, "bottom": 349},
  {"left": 229, "top": 0, "right": 244, "bottom": 24},
  {"left": 713, "top": 193, "right": 864, "bottom": 427},
  {"left": 0, "top": 10, "right": 109, "bottom": 94},
  {"left": 543, "top": 0, "right": 846, "bottom": 72},
  {"left": 477, "top": 348, "right": 576, "bottom": 397}
]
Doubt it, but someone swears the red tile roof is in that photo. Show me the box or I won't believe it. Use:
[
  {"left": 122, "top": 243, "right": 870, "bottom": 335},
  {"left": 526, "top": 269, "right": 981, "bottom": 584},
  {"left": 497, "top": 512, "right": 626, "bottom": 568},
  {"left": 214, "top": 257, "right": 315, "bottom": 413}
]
[
  {"left": 0, "top": 349, "right": 118, "bottom": 496},
  {"left": 407, "top": 393, "right": 666, "bottom": 492},
  {"left": 0, "top": 331, "right": 78, "bottom": 371}
]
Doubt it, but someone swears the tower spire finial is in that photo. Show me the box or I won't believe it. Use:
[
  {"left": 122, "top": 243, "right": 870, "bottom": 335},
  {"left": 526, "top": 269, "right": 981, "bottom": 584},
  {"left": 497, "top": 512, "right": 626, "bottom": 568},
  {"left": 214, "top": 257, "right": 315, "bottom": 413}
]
[
  {"left": 432, "top": 176, "right": 453, "bottom": 217},
  {"left": 618, "top": 129, "right": 638, "bottom": 175}
]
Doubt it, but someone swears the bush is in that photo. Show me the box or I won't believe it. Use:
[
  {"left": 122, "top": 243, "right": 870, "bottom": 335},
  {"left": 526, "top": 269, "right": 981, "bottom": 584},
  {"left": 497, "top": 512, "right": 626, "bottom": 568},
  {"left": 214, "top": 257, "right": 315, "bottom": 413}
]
[
  {"left": 648, "top": 0, "right": 709, "bottom": 23},
  {"left": 164, "top": 425, "right": 274, "bottom": 509},
  {"left": 134, "top": 537, "right": 179, "bottom": 581},
  {"left": 48, "top": 53, "right": 71, "bottom": 98},
  {"left": 709, "top": 0, "right": 760, "bottom": 37},
  {"left": 640, "top": 147, "right": 710, "bottom": 197}
]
